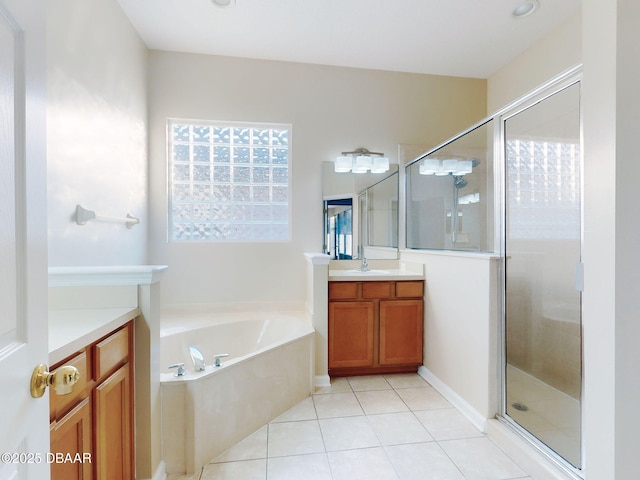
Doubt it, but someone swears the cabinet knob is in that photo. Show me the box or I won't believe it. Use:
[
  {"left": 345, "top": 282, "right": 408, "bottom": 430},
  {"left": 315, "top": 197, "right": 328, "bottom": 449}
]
[{"left": 30, "top": 364, "right": 80, "bottom": 398}]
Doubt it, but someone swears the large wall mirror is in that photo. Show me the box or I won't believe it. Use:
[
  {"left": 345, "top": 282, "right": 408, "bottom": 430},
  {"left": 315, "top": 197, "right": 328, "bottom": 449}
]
[{"left": 322, "top": 161, "right": 399, "bottom": 260}]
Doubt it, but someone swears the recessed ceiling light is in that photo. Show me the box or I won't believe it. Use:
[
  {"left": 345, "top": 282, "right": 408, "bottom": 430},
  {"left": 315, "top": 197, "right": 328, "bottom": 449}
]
[
  {"left": 512, "top": 0, "right": 539, "bottom": 18},
  {"left": 211, "top": 0, "right": 233, "bottom": 7}
]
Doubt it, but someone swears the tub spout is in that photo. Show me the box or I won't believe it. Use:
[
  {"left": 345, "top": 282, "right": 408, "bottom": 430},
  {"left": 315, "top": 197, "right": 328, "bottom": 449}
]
[
  {"left": 189, "top": 345, "right": 206, "bottom": 372},
  {"left": 214, "top": 353, "right": 229, "bottom": 367}
]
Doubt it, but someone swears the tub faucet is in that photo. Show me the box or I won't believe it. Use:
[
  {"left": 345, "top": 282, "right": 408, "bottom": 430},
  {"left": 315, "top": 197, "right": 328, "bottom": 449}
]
[
  {"left": 189, "top": 345, "right": 206, "bottom": 372},
  {"left": 214, "top": 353, "right": 229, "bottom": 367},
  {"left": 360, "top": 256, "right": 370, "bottom": 272}
]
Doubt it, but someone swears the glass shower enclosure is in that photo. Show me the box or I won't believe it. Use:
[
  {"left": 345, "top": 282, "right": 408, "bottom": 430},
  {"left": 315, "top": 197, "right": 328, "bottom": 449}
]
[
  {"left": 404, "top": 68, "right": 583, "bottom": 477},
  {"left": 502, "top": 80, "right": 583, "bottom": 472}
]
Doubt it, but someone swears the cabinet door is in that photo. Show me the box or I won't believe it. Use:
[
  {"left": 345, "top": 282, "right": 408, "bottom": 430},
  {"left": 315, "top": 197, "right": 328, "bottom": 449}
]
[
  {"left": 329, "top": 301, "right": 375, "bottom": 368},
  {"left": 50, "top": 397, "right": 92, "bottom": 480},
  {"left": 95, "top": 364, "right": 132, "bottom": 480},
  {"left": 379, "top": 300, "right": 423, "bottom": 366}
]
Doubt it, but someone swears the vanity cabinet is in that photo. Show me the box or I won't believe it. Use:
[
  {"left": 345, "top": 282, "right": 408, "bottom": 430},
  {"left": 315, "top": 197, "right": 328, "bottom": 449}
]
[
  {"left": 49, "top": 321, "right": 134, "bottom": 480},
  {"left": 328, "top": 281, "right": 423, "bottom": 376}
]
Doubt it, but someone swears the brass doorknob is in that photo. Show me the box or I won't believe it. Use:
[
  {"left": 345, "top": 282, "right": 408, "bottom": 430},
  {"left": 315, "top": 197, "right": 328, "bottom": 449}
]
[{"left": 30, "top": 364, "right": 80, "bottom": 398}]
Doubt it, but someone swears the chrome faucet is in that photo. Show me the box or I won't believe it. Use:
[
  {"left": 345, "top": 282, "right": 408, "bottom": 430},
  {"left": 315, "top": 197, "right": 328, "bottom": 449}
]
[
  {"left": 360, "top": 256, "right": 370, "bottom": 272},
  {"left": 189, "top": 345, "right": 206, "bottom": 372}
]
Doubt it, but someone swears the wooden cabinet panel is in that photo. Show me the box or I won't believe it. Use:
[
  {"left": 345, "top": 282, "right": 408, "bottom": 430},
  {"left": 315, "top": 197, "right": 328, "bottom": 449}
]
[
  {"left": 94, "top": 326, "right": 129, "bottom": 381},
  {"left": 51, "top": 321, "right": 134, "bottom": 480},
  {"left": 379, "top": 300, "right": 423, "bottom": 365},
  {"left": 50, "top": 397, "right": 93, "bottom": 480},
  {"left": 362, "top": 282, "right": 392, "bottom": 299},
  {"left": 50, "top": 350, "right": 90, "bottom": 422},
  {"left": 95, "top": 364, "right": 133, "bottom": 480},
  {"left": 328, "top": 281, "right": 424, "bottom": 376},
  {"left": 328, "top": 301, "right": 375, "bottom": 368},
  {"left": 396, "top": 281, "right": 423, "bottom": 298},
  {"left": 329, "top": 282, "right": 359, "bottom": 300}
]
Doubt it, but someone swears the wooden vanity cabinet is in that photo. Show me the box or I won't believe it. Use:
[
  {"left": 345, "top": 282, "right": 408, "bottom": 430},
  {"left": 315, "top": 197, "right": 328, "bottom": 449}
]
[
  {"left": 328, "top": 281, "right": 423, "bottom": 376},
  {"left": 49, "top": 321, "right": 134, "bottom": 480}
]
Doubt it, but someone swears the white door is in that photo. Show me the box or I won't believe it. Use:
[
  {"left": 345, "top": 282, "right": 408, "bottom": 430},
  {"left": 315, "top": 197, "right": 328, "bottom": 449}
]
[{"left": 0, "top": 0, "right": 50, "bottom": 478}]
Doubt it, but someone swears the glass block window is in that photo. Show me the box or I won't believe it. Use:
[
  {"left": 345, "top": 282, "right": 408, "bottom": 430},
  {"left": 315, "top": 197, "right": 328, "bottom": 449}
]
[
  {"left": 168, "top": 120, "right": 291, "bottom": 241},
  {"left": 506, "top": 139, "right": 581, "bottom": 240}
]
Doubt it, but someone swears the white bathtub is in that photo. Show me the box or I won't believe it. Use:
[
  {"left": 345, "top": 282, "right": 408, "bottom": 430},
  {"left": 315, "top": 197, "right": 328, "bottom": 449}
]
[{"left": 160, "top": 309, "right": 314, "bottom": 475}]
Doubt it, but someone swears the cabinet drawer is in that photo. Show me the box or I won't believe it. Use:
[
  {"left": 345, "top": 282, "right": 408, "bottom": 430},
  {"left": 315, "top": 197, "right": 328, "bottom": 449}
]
[
  {"left": 362, "top": 282, "right": 392, "bottom": 299},
  {"left": 50, "top": 350, "right": 90, "bottom": 421},
  {"left": 329, "top": 282, "right": 359, "bottom": 300},
  {"left": 396, "top": 281, "right": 423, "bottom": 298},
  {"left": 94, "top": 326, "right": 129, "bottom": 381}
]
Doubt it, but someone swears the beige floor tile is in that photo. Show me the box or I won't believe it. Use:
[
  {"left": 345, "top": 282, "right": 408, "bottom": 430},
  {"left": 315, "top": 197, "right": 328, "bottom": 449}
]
[
  {"left": 313, "top": 392, "right": 364, "bottom": 418},
  {"left": 367, "top": 412, "right": 434, "bottom": 445},
  {"left": 271, "top": 396, "right": 317, "bottom": 423},
  {"left": 355, "top": 389, "right": 409, "bottom": 414},
  {"left": 267, "top": 453, "right": 332, "bottom": 480},
  {"left": 385, "top": 442, "right": 465, "bottom": 480},
  {"left": 267, "top": 420, "right": 325, "bottom": 457},
  {"left": 384, "top": 373, "right": 430, "bottom": 389},
  {"left": 395, "top": 386, "right": 452, "bottom": 411},
  {"left": 439, "top": 437, "right": 527, "bottom": 480},
  {"left": 319, "top": 416, "right": 380, "bottom": 451},
  {"left": 414, "top": 408, "right": 483, "bottom": 441},
  {"left": 212, "top": 425, "right": 268, "bottom": 463},
  {"left": 328, "top": 447, "right": 399, "bottom": 480},
  {"left": 200, "top": 458, "right": 266, "bottom": 480},
  {"left": 347, "top": 375, "right": 392, "bottom": 391}
]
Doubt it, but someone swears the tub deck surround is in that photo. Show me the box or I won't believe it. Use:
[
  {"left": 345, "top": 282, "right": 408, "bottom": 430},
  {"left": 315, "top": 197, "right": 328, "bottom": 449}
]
[{"left": 160, "top": 309, "right": 314, "bottom": 475}]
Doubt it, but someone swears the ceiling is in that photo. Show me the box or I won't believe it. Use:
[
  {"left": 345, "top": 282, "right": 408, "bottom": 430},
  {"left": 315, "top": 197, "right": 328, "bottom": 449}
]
[{"left": 115, "top": 0, "right": 581, "bottom": 79}]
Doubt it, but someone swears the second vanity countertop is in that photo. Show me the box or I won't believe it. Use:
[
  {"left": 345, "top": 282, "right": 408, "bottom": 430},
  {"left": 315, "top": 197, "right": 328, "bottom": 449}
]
[
  {"left": 328, "top": 260, "right": 424, "bottom": 282},
  {"left": 328, "top": 269, "right": 424, "bottom": 281},
  {"left": 49, "top": 307, "right": 139, "bottom": 365}
]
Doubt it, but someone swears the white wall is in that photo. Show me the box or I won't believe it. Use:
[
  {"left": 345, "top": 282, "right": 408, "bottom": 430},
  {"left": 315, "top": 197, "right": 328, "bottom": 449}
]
[
  {"left": 487, "top": 13, "right": 582, "bottom": 114},
  {"left": 148, "top": 52, "right": 486, "bottom": 306},
  {"left": 582, "top": 1, "right": 640, "bottom": 478},
  {"left": 47, "top": 0, "right": 148, "bottom": 266},
  {"left": 401, "top": 250, "right": 499, "bottom": 428}
]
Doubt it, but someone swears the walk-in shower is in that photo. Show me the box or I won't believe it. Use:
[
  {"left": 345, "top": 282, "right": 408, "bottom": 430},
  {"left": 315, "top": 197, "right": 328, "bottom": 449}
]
[{"left": 404, "top": 68, "right": 584, "bottom": 478}]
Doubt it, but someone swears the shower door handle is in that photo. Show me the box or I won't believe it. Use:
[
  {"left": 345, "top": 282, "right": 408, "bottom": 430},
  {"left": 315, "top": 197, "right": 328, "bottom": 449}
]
[{"left": 575, "top": 261, "right": 584, "bottom": 292}]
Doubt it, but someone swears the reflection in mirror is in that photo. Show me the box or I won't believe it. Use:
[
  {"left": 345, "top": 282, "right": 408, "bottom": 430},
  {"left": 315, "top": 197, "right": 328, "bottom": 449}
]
[
  {"left": 406, "top": 120, "right": 494, "bottom": 252},
  {"left": 322, "top": 162, "right": 399, "bottom": 260}
]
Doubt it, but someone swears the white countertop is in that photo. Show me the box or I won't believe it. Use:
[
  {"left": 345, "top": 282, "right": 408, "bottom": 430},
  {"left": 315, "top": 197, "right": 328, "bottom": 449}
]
[
  {"left": 49, "top": 307, "right": 139, "bottom": 365},
  {"left": 328, "top": 269, "right": 424, "bottom": 282}
]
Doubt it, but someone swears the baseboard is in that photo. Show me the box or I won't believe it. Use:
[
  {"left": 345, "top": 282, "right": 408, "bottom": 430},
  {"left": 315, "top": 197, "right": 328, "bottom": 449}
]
[
  {"left": 417, "top": 366, "right": 487, "bottom": 433},
  {"left": 315, "top": 374, "right": 331, "bottom": 388}
]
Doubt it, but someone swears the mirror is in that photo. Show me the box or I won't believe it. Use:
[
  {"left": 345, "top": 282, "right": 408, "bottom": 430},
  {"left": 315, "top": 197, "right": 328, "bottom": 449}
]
[{"left": 322, "top": 162, "right": 399, "bottom": 260}]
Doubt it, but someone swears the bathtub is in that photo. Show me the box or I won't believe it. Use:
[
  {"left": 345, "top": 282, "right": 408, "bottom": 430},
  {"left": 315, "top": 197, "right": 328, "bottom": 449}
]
[{"left": 160, "top": 309, "right": 315, "bottom": 475}]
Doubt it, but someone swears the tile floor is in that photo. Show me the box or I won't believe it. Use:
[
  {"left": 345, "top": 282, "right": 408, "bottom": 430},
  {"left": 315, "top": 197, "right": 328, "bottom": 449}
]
[{"left": 168, "top": 373, "right": 533, "bottom": 480}]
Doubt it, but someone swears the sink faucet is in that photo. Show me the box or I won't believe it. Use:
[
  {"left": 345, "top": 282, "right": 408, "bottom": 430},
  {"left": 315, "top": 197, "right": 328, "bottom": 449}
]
[{"left": 360, "top": 256, "right": 370, "bottom": 272}]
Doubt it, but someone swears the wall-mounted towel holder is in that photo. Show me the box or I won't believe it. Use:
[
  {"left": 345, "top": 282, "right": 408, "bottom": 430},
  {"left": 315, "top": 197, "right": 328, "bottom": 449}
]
[{"left": 75, "top": 204, "right": 140, "bottom": 228}]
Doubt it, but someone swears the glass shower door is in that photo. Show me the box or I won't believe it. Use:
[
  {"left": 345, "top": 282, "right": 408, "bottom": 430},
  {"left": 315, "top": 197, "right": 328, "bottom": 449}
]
[{"left": 503, "top": 82, "right": 582, "bottom": 469}]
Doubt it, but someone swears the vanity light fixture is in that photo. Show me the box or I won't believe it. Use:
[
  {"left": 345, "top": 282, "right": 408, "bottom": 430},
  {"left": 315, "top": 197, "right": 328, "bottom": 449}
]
[
  {"left": 334, "top": 148, "right": 389, "bottom": 174},
  {"left": 211, "top": 0, "right": 234, "bottom": 7},
  {"left": 512, "top": 0, "right": 539, "bottom": 18},
  {"left": 419, "top": 157, "right": 474, "bottom": 176}
]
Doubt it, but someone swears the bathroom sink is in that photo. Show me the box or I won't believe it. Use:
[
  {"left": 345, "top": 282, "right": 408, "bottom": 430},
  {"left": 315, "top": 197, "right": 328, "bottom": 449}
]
[{"left": 346, "top": 269, "right": 392, "bottom": 275}]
